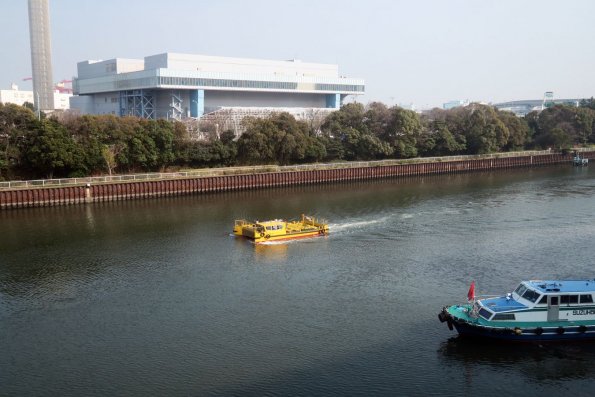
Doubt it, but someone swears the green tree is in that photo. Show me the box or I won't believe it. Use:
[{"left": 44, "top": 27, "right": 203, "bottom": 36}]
[
  {"left": 537, "top": 127, "right": 572, "bottom": 150},
  {"left": 364, "top": 102, "right": 391, "bottom": 137},
  {"left": 579, "top": 97, "right": 595, "bottom": 110},
  {"left": 147, "top": 119, "right": 175, "bottom": 169},
  {"left": 22, "top": 102, "right": 35, "bottom": 112},
  {"left": 419, "top": 120, "right": 466, "bottom": 156},
  {"left": 498, "top": 111, "right": 531, "bottom": 150},
  {"left": 22, "top": 118, "right": 84, "bottom": 178},
  {"left": 319, "top": 135, "right": 344, "bottom": 161},
  {"left": 321, "top": 103, "right": 366, "bottom": 136},
  {"left": 0, "top": 103, "right": 41, "bottom": 178},
  {"left": 460, "top": 105, "right": 509, "bottom": 154},
  {"left": 535, "top": 105, "right": 595, "bottom": 147},
  {"left": 236, "top": 118, "right": 277, "bottom": 164},
  {"left": 382, "top": 107, "right": 422, "bottom": 158},
  {"left": 237, "top": 113, "right": 324, "bottom": 165}
]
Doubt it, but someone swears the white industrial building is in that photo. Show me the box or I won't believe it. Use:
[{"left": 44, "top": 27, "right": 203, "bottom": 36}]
[
  {"left": 494, "top": 98, "right": 580, "bottom": 117},
  {"left": 71, "top": 53, "right": 365, "bottom": 121},
  {"left": 0, "top": 83, "right": 71, "bottom": 110}
]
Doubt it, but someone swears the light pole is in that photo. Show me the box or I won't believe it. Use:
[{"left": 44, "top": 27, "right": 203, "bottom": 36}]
[{"left": 35, "top": 91, "right": 41, "bottom": 120}]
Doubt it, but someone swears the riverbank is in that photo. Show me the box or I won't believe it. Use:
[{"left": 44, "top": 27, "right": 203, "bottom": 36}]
[{"left": 0, "top": 150, "right": 592, "bottom": 209}]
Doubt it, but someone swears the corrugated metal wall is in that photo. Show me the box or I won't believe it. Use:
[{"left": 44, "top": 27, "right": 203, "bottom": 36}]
[{"left": 0, "top": 152, "right": 587, "bottom": 210}]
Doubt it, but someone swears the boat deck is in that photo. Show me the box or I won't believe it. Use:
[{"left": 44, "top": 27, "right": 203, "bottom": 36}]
[
  {"left": 447, "top": 305, "right": 594, "bottom": 328},
  {"left": 481, "top": 296, "right": 527, "bottom": 312}
]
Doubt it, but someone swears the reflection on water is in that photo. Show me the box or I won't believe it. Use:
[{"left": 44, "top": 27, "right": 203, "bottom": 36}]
[
  {"left": 253, "top": 240, "right": 289, "bottom": 262},
  {"left": 438, "top": 337, "right": 595, "bottom": 383}
]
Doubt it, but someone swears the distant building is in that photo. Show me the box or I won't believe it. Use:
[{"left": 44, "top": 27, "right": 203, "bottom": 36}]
[
  {"left": 494, "top": 94, "right": 580, "bottom": 117},
  {"left": 71, "top": 52, "right": 365, "bottom": 121},
  {"left": 398, "top": 103, "right": 416, "bottom": 111},
  {"left": 443, "top": 100, "right": 470, "bottom": 110},
  {"left": 0, "top": 83, "right": 71, "bottom": 110}
]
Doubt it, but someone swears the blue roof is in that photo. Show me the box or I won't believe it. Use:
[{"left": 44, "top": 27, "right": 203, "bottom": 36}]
[
  {"left": 526, "top": 279, "right": 595, "bottom": 293},
  {"left": 481, "top": 296, "right": 527, "bottom": 312}
]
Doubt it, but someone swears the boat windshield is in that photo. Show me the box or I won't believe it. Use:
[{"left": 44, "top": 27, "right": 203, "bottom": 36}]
[
  {"left": 478, "top": 308, "right": 492, "bottom": 320},
  {"left": 521, "top": 289, "right": 541, "bottom": 303},
  {"left": 514, "top": 284, "right": 527, "bottom": 297}
]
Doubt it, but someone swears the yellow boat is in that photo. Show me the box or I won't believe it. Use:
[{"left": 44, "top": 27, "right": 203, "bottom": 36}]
[{"left": 233, "top": 214, "right": 329, "bottom": 243}]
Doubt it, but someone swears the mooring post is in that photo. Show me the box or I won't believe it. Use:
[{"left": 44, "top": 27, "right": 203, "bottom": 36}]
[{"left": 85, "top": 183, "right": 93, "bottom": 203}]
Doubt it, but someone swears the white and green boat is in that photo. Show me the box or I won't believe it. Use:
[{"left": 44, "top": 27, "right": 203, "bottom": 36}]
[{"left": 438, "top": 279, "right": 595, "bottom": 341}]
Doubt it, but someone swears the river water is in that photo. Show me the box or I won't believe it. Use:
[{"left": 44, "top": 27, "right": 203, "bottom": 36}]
[{"left": 1, "top": 165, "right": 595, "bottom": 396}]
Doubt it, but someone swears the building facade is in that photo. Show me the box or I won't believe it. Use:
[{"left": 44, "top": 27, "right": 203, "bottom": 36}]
[
  {"left": 71, "top": 53, "right": 365, "bottom": 120},
  {"left": 494, "top": 98, "right": 580, "bottom": 117},
  {"left": 443, "top": 99, "right": 470, "bottom": 110},
  {"left": 0, "top": 84, "right": 71, "bottom": 110}
]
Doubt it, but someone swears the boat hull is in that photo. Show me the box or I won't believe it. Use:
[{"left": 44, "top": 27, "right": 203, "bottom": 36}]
[
  {"left": 452, "top": 321, "right": 595, "bottom": 342},
  {"left": 251, "top": 230, "right": 326, "bottom": 244},
  {"left": 439, "top": 307, "right": 595, "bottom": 342}
]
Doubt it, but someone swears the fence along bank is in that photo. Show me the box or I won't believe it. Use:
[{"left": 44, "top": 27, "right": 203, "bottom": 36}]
[{"left": 0, "top": 150, "right": 592, "bottom": 210}]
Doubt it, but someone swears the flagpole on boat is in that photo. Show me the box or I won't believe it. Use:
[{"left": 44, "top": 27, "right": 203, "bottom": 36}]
[{"left": 467, "top": 280, "right": 476, "bottom": 303}]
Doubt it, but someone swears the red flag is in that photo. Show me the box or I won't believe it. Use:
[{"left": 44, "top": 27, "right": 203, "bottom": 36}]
[{"left": 467, "top": 281, "right": 475, "bottom": 301}]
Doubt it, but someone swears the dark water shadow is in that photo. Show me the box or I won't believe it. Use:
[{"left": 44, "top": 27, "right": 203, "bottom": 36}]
[
  {"left": 438, "top": 336, "right": 595, "bottom": 383},
  {"left": 200, "top": 336, "right": 595, "bottom": 397}
]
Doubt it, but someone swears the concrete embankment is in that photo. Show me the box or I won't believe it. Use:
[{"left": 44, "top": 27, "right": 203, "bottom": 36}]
[{"left": 0, "top": 150, "right": 592, "bottom": 210}]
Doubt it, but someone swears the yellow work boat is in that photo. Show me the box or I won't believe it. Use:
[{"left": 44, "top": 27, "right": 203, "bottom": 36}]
[{"left": 233, "top": 214, "right": 329, "bottom": 244}]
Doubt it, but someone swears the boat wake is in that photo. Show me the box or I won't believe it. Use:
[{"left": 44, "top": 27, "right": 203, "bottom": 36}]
[
  {"left": 256, "top": 240, "right": 293, "bottom": 246},
  {"left": 329, "top": 215, "right": 392, "bottom": 233}
]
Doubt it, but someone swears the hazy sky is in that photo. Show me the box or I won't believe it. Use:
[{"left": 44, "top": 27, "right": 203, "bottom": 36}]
[{"left": 2, "top": 0, "right": 594, "bottom": 108}]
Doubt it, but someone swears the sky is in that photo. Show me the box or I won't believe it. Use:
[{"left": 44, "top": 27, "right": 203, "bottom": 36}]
[{"left": 1, "top": 0, "right": 594, "bottom": 108}]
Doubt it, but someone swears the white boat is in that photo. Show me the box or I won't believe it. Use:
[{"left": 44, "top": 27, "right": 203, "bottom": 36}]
[{"left": 439, "top": 279, "right": 595, "bottom": 341}]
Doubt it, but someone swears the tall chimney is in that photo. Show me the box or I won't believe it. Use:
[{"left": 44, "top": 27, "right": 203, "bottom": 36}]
[{"left": 28, "top": 0, "right": 54, "bottom": 111}]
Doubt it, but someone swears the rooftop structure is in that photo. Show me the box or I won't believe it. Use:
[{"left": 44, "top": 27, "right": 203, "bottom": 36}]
[
  {"left": 71, "top": 53, "right": 365, "bottom": 121},
  {"left": 443, "top": 99, "right": 470, "bottom": 110},
  {"left": 494, "top": 92, "right": 580, "bottom": 117}
]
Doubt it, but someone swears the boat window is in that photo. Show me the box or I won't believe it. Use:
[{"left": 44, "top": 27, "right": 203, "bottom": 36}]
[
  {"left": 514, "top": 284, "right": 527, "bottom": 297},
  {"left": 550, "top": 296, "right": 559, "bottom": 306},
  {"left": 560, "top": 295, "right": 578, "bottom": 305},
  {"left": 493, "top": 313, "right": 516, "bottom": 321},
  {"left": 522, "top": 289, "right": 540, "bottom": 303},
  {"left": 478, "top": 308, "right": 492, "bottom": 320},
  {"left": 537, "top": 295, "right": 548, "bottom": 305},
  {"left": 580, "top": 294, "right": 594, "bottom": 304},
  {"left": 560, "top": 295, "right": 568, "bottom": 304}
]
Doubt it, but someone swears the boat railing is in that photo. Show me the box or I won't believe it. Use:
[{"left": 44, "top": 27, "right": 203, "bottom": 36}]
[{"left": 301, "top": 214, "right": 327, "bottom": 227}]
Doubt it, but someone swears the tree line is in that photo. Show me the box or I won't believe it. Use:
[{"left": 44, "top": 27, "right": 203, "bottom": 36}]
[{"left": 1, "top": 99, "right": 594, "bottom": 180}]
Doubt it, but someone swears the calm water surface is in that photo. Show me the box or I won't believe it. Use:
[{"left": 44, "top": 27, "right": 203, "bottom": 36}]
[{"left": 1, "top": 166, "right": 595, "bottom": 396}]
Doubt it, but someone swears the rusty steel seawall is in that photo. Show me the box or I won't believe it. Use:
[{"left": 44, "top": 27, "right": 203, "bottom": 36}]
[{"left": 0, "top": 152, "right": 590, "bottom": 210}]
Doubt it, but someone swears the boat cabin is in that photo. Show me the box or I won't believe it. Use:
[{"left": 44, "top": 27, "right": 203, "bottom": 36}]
[
  {"left": 255, "top": 220, "right": 287, "bottom": 235},
  {"left": 476, "top": 279, "right": 595, "bottom": 322}
]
